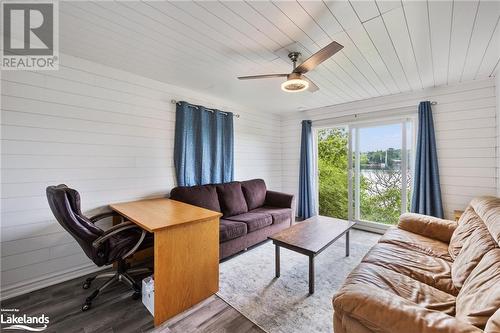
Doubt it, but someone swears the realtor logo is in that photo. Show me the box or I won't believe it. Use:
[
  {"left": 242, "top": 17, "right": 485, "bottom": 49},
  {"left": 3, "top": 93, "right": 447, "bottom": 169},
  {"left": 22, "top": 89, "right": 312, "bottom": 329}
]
[
  {"left": 1, "top": 308, "right": 49, "bottom": 331},
  {"left": 1, "top": 1, "right": 59, "bottom": 70}
]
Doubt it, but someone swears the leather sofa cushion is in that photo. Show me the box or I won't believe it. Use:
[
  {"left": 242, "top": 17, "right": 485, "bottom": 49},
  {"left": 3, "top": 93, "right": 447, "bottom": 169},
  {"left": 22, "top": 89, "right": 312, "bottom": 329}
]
[
  {"left": 226, "top": 212, "right": 272, "bottom": 232},
  {"left": 216, "top": 182, "right": 248, "bottom": 217},
  {"left": 241, "top": 179, "right": 267, "bottom": 210},
  {"left": 251, "top": 206, "right": 292, "bottom": 225},
  {"left": 470, "top": 196, "right": 500, "bottom": 246},
  {"left": 219, "top": 219, "right": 247, "bottom": 242},
  {"left": 362, "top": 243, "right": 458, "bottom": 295},
  {"left": 170, "top": 184, "right": 221, "bottom": 213},
  {"left": 339, "top": 262, "right": 456, "bottom": 314},
  {"left": 485, "top": 308, "right": 500, "bottom": 333},
  {"left": 456, "top": 249, "right": 500, "bottom": 329},
  {"left": 449, "top": 206, "right": 482, "bottom": 259},
  {"left": 333, "top": 284, "right": 482, "bottom": 333},
  {"left": 334, "top": 312, "right": 373, "bottom": 333},
  {"left": 451, "top": 221, "right": 497, "bottom": 289},
  {"left": 398, "top": 213, "right": 457, "bottom": 243},
  {"left": 379, "top": 227, "right": 452, "bottom": 261}
]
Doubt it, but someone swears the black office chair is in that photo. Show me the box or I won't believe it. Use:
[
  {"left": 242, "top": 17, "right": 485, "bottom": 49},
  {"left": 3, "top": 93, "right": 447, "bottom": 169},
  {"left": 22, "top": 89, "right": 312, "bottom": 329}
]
[{"left": 46, "top": 184, "right": 153, "bottom": 311}]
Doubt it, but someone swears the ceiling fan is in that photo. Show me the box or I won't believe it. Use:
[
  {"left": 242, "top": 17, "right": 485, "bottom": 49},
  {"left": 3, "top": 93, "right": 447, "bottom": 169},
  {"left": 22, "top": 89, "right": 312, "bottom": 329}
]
[{"left": 237, "top": 41, "right": 344, "bottom": 93}]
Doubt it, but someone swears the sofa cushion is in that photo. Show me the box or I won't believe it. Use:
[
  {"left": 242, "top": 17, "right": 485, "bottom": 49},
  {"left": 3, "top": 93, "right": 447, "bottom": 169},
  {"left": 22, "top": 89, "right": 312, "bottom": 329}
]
[
  {"left": 216, "top": 182, "right": 248, "bottom": 217},
  {"left": 470, "top": 196, "right": 500, "bottom": 246},
  {"left": 456, "top": 249, "right": 500, "bottom": 329},
  {"left": 449, "top": 206, "right": 482, "bottom": 259},
  {"left": 485, "top": 308, "right": 500, "bottom": 333},
  {"left": 226, "top": 212, "right": 272, "bottom": 233},
  {"left": 251, "top": 206, "right": 292, "bottom": 225},
  {"left": 333, "top": 284, "right": 480, "bottom": 333},
  {"left": 241, "top": 179, "right": 267, "bottom": 210},
  {"left": 379, "top": 227, "right": 452, "bottom": 261},
  {"left": 170, "top": 184, "right": 221, "bottom": 212},
  {"left": 340, "top": 262, "right": 456, "bottom": 314},
  {"left": 451, "top": 221, "right": 497, "bottom": 289},
  {"left": 398, "top": 213, "right": 457, "bottom": 243},
  {"left": 219, "top": 219, "right": 247, "bottom": 242},
  {"left": 362, "top": 242, "right": 457, "bottom": 295}
]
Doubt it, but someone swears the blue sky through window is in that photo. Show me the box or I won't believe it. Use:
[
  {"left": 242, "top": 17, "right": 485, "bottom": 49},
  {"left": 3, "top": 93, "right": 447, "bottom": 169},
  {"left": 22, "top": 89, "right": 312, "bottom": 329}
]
[{"left": 359, "top": 124, "right": 402, "bottom": 152}]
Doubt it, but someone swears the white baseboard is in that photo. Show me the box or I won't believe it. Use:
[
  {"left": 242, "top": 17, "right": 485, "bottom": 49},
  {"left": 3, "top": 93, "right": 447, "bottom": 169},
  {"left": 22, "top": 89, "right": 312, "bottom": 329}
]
[{"left": 1, "top": 264, "right": 109, "bottom": 301}]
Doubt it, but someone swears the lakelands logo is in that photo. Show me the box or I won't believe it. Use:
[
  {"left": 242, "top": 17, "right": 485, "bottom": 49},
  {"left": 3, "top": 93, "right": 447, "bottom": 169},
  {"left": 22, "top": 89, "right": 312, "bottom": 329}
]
[
  {"left": 1, "top": 309, "right": 49, "bottom": 331},
  {"left": 1, "top": 1, "right": 59, "bottom": 70}
]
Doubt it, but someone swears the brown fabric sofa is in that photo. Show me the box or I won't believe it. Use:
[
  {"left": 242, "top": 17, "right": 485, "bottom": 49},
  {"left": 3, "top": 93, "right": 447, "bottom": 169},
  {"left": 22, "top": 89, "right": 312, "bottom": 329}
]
[
  {"left": 333, "top": 196, "right": 500, "bottom": 333},
  {"left": 170, "top": 179, "right": 294, "bottom": 259}
]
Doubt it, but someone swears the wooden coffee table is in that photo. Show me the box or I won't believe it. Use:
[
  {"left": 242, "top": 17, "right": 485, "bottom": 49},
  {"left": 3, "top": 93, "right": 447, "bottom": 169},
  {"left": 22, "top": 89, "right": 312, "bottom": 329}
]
[{"left": 268, "top": 216, "right": 355, "bottom": 294}]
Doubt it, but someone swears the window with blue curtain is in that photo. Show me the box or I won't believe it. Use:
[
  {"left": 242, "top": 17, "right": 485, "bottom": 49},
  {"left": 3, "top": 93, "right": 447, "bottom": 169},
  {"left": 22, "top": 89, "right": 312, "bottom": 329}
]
[{"left": 174, "top": 101, "right": 234, "bottom": 186}]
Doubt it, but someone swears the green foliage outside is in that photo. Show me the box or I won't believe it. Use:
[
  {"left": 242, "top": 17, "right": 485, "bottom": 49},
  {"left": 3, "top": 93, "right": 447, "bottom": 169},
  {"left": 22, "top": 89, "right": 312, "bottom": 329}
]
[
  {"left": 317, "top": 128, "right": 411, "bottom": 225},
  {"left": 317, "top": 128, "right": 349, "bottom": 220}
]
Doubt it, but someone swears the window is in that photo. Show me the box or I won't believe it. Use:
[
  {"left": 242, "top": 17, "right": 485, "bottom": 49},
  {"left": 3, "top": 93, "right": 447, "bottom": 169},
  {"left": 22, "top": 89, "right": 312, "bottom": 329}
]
[{"left": 316, "top": 118, "right": 415, "bottom": 228}]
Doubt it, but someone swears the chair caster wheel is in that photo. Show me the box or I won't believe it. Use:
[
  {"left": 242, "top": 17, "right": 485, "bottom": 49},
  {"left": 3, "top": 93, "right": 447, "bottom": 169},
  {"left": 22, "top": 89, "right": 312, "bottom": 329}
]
[
  {"left": 83, "top": 277, "right": 94, "bottom": 289},
  {"left": 82, "top": 303, "right": 91, "bottom": 311},
  {"left": 132, "top": 291, "right": 141, "bottom": 300}
]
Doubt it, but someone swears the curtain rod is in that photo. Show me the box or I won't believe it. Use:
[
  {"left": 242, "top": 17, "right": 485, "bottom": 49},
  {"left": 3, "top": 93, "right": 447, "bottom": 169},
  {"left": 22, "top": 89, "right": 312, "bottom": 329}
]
[
  {"left": 312, "top": 100, "right": 438, "bottom": 127},
  {"left": 171, "top": 100, "right": 240, "bottom": 118}
]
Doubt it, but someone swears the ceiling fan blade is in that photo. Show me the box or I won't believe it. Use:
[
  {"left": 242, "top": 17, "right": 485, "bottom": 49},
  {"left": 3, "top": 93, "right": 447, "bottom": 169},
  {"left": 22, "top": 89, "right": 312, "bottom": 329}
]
[
  {"left": 293, "top": 41, "right": 344, "bottom": 74},
  {"left": 237, "top": 74, "right": 288, "bottom": 80},
  {"left": 303, "top": 76, "right": 319, "bottom": 92}
]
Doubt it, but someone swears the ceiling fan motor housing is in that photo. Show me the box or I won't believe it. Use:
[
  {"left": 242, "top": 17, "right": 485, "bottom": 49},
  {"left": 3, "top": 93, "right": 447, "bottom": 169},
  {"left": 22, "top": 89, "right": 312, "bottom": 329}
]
[{"left": 282, "top": 72, "right": 309, "bottom": 92}]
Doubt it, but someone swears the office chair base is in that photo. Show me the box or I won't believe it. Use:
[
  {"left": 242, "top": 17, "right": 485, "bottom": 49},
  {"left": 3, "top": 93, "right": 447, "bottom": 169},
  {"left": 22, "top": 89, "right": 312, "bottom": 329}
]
[{"left": 81, "top": 261, "right": 151, "bottom": 311}]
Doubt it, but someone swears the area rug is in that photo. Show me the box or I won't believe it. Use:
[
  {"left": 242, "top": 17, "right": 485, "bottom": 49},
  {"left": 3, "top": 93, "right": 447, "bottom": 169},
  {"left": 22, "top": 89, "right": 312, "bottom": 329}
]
[{"left": 218, "top": 229, "right": 380, "bottom": 333}]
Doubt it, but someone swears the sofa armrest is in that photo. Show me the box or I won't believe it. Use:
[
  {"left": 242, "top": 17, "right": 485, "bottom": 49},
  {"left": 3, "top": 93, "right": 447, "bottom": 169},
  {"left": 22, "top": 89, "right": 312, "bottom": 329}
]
[
  {"left": 265, "top": 190, "right": 294, "bottom": 209},
  {"left": 333, "top": 286, "right": 482, "bottom": 333},
  {"left": 398, "top": 213, "right": 457, "bottom": 243}
]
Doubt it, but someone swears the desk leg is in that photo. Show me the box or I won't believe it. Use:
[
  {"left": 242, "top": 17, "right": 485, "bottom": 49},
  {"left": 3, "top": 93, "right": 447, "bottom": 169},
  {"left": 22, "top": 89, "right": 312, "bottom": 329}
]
[{"left": 153, "top": 217, "right": 219, "bottom": 326}]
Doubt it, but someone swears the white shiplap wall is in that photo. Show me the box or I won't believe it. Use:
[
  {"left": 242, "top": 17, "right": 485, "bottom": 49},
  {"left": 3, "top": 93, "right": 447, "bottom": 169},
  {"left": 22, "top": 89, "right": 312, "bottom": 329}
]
[
  {"left": 281, "top": 78, "right": 497, "bottom": 220},
  {"left": 0, "top": 54, "right": 282, "bottom": 299}
]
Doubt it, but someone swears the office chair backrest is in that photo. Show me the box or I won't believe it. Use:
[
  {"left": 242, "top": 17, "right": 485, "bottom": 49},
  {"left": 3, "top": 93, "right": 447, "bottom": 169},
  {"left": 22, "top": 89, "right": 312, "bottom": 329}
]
[{"left": 46, "top": 184, "right": 104, "bottom": 261}]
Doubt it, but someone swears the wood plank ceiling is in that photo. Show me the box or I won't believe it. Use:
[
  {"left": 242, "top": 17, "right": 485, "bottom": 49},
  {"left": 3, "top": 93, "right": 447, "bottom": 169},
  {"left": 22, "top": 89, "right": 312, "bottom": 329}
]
[{"left": 60, "top": 1, "right": 500, "bottom": 113}]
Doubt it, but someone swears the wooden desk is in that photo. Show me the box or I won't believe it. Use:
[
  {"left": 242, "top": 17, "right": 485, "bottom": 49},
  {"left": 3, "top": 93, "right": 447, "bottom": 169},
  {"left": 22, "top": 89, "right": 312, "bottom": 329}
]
[{"left": 110, "top": 198, "right": 222, "bottom": 326}]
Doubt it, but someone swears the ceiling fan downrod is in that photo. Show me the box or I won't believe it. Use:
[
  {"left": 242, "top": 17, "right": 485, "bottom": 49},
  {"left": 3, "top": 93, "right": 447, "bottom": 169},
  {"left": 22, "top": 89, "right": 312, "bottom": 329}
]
[{"left": 288, "top": 52, "right": 301, "bottom": 70}]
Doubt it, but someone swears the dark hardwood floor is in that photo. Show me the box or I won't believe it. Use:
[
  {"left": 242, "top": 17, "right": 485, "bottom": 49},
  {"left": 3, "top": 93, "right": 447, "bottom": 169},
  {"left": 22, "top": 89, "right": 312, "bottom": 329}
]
[{"left": 1, "top": 268, "right": 264, "bottom": 333}]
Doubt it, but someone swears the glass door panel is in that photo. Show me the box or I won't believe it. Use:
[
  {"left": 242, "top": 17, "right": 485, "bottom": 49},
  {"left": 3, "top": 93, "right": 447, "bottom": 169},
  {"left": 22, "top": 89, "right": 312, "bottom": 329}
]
[
  {"left": 353, "top": 123, "right": 403, "bottom": 225},
  {"left": 405, "top": 121, "right": 414, "bottom": 212},
  {"left": 316, "top": 127, "right": 349, "bottom": 219},
  {"left": 317, "top": 119, "right": 414, "bottom": 227}
]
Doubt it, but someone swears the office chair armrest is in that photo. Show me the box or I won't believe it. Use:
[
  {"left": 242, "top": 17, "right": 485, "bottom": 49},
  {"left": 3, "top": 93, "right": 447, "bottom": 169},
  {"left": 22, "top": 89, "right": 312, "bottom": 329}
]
[
  {"left": 89, "top": 211, "right": 123, "bottom": 224},
  {"left": 92, "top": 222, "right": 137, "bottom": 248},
  {"left": 92, "top": 222, "right": 148, "bottom": 260}
]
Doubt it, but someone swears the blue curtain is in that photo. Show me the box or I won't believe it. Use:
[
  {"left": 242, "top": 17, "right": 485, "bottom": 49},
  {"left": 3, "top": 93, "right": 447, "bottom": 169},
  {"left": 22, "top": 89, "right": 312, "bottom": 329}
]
[
  {"left": 298, "top": 120, "right": 316, "bottom": 219},
  {"left": 411, "top": 101, "right": 444, "bottom": 218},
  {"left": 174, "top": 101, "right": 234, "bottom": 186}
]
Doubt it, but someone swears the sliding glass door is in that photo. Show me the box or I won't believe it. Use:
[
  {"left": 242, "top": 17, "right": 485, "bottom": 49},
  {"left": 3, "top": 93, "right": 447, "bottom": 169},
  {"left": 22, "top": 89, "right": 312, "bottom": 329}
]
[{"left": 316, "top": 118, "right": 414, "bottom": 228}]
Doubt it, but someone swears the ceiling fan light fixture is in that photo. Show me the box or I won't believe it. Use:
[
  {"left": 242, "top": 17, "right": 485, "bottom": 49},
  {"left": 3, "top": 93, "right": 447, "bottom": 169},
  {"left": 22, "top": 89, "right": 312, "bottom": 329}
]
[{"left": 281, "top": 78, "right": 309, "bottom": 93}]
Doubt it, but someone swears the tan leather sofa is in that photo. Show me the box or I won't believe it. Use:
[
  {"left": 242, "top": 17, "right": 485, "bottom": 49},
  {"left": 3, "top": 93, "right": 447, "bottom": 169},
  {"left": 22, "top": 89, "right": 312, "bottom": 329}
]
[{"left": 333, "top": 196, "right": 500, "bottom": 333}]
